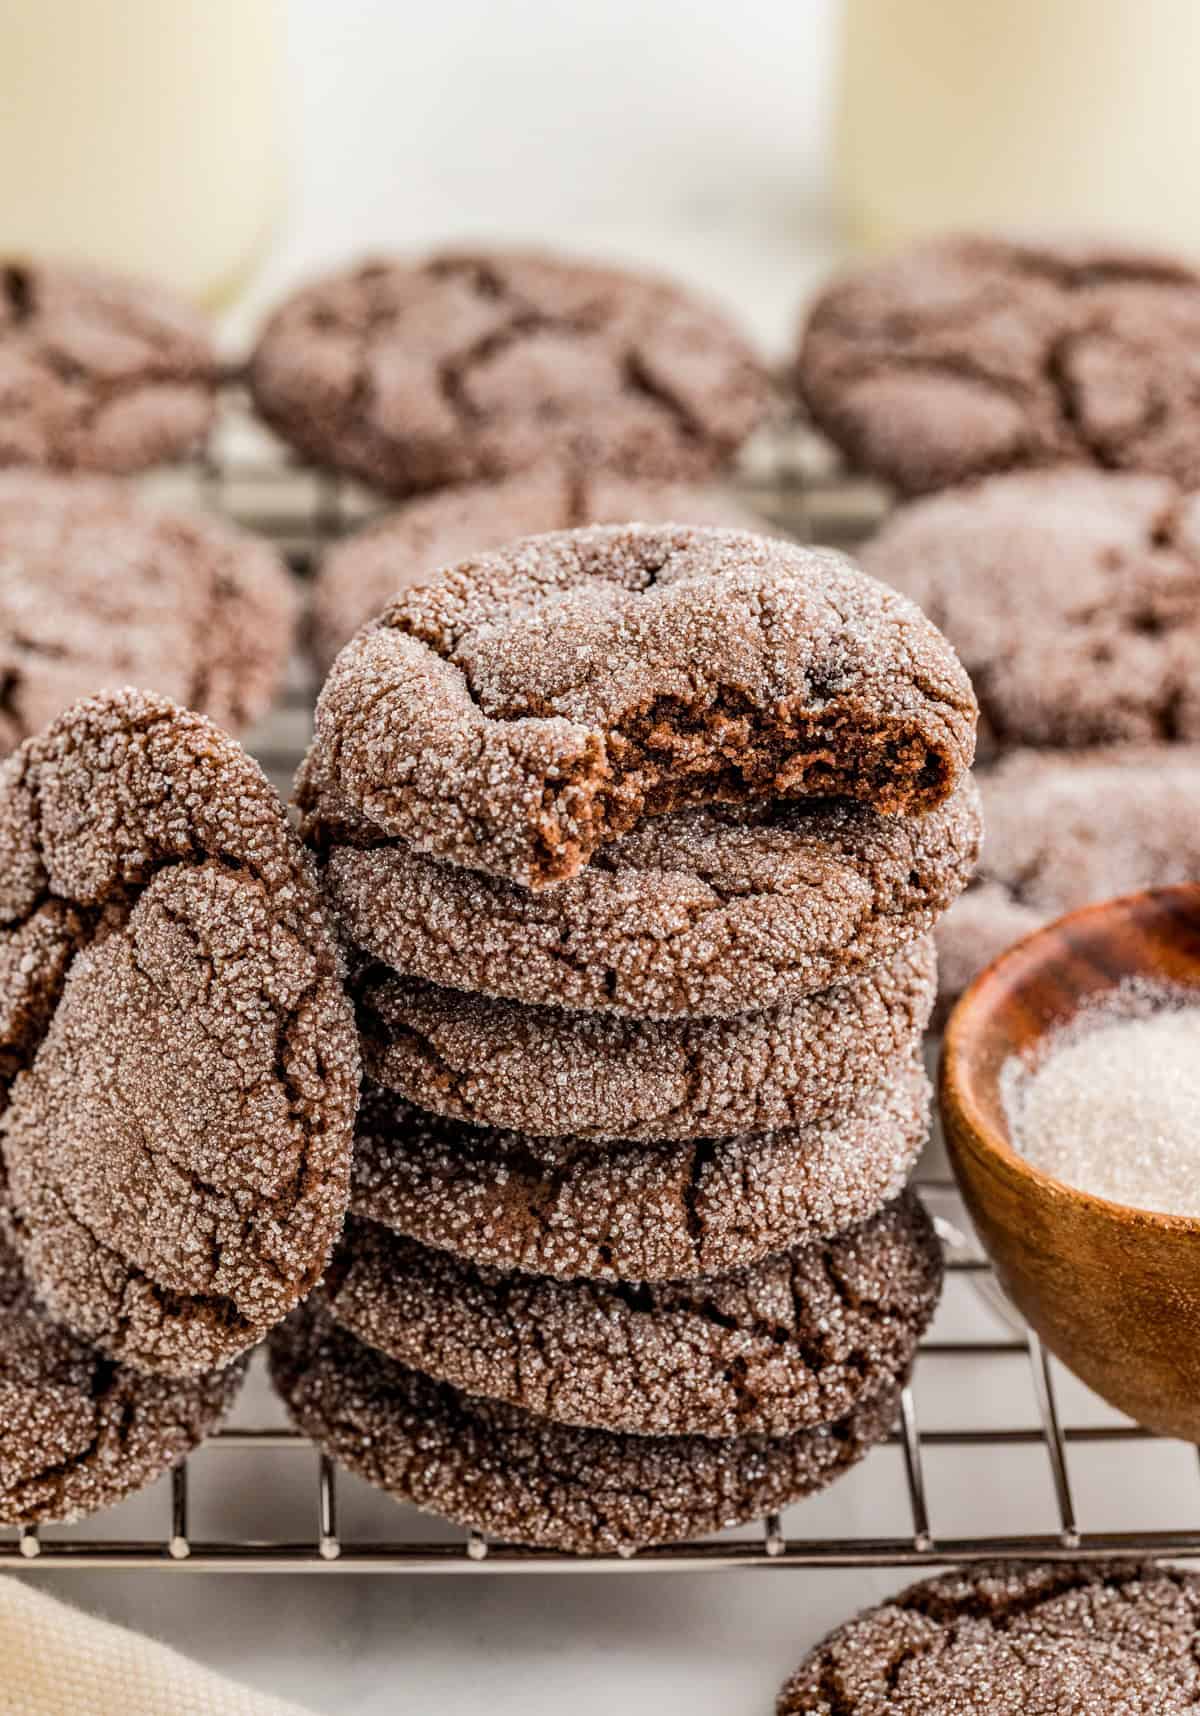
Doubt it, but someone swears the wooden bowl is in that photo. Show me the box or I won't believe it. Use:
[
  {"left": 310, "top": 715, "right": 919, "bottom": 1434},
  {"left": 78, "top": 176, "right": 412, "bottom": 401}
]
[{"left": 941, "top": 883, "right": 1200, "bottom": 1440}]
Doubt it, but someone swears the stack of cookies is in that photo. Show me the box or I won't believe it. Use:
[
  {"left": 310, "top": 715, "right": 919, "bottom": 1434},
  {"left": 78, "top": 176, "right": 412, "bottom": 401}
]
[{"left": 275, "top": 523, "right": 981, "bottom": 1554}]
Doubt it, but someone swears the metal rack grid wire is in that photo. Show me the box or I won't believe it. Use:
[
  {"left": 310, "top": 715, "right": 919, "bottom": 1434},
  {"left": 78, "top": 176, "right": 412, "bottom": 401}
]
[{"left": 3, "top": 397, "right": 1196, "bottom": 1576}]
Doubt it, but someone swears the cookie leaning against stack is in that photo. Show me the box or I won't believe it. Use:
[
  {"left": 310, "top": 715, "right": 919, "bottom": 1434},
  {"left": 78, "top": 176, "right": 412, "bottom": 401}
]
[
  {"left": 274, "top": 524, "right": 980, "bottom": 1554},
  {"left": 0, "top": 688, "right": 362, "bottom": 1528}
]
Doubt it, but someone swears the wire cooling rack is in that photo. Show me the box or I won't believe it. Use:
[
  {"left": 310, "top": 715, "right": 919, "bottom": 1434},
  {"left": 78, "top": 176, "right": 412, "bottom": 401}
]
[{"left": 4, "top": 400, "right": 1198, "bottom": 1575}]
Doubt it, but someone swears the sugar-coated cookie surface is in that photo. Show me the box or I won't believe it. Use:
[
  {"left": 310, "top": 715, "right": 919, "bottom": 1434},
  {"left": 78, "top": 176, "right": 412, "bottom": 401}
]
[
  {"left": 0, "top": 1233, "right": 244, "bottom": 1527},
  {"left": 0, "top": 258, "right": 216, "bottom": 472},
  {"left": 299, "top": 525, "right": 977, "bottom": 890},
  {"left": 935, "top": 746, "right": 1200, "bottom": 1024},
  {"left": 321, "top": 781, "right": 980, "bottom": 1019},
  {"left": 798, "top": 234, "right": 1200, "bottom": 494},
  {"left": 322, "top": 1192, "right": 941, "bottom": 1439},
  {"left": 270, "top": 1296, "right": 904, "bottom": 1554},
  {"left": 350, "top": 1062, "right": 931, "bottom": 1281},
  {"left": 0, "top": 690, "right": 360, "bottom": 1376},
  {"left": 0, "top": 472, "right": 296, "bottom": 754},
  {"left": 249, "top": 250, "right": 769, "bottom": 495},
  {"left": 356, "top": 935, "right": 937, "bottom": 1142},
  {"left": 863, "top": 467, "right": 1200, "bottom": 753},
  {"left": 778, "top": 1561, "right": 1200, "bottom": 1713},
  {"left": 310, "top": 466, "right": 764, "bottom": 674}
]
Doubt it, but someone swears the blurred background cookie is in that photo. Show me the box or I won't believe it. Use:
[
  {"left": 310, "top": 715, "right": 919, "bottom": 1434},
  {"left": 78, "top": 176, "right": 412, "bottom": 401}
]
[
  {"left": 861, "top": 467, "right": 1200, "bottom": 754},
  {"left": 0, "top": 258, "right": 217, "bottom": 472},
  {"left": 935, "top": 745, "right": 1200, "bottom": 1021},
  {"left": 0, "top": 472, "right": 295, "bottom": 753},
  {"left": 796, "top": 235, "right": 1200, "bottom": 495},
  {"left": 249, "top": 249, "right": 771, "bottom": 497}
]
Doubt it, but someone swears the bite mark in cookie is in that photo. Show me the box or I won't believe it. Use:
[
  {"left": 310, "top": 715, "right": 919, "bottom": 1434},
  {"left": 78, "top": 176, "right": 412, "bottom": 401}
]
[{"left": 299, "top": 525, "right": 977, "bottom": 890}]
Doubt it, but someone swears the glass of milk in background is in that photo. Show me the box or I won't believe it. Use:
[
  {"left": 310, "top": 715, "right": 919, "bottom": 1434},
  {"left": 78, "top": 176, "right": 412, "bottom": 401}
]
[
  {"left": 0, "top": 0, "right": 284, "bottom": 305},
  {"left": 837, "top": 0, "right": 1200, "bottom": 253}
]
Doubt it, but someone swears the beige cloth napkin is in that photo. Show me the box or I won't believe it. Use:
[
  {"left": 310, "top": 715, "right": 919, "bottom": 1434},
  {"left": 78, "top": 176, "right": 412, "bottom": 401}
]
[{"left": 0, "top": 1579, "right": 316, "bottom": 1716}]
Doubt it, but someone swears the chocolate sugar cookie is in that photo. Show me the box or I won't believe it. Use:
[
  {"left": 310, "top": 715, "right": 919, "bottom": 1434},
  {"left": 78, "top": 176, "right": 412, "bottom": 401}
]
[
  {"left": 0, "top": 472, "right": 296, "bottom": 754},
  {"left": 356, "top": 934, "right": 936, "bottom": 1141},
  {"left": 797, "top": 234, "right": 1200, "bottom": 495},
  {"left": 321, "top": 780, "right": 980, "bottom": 1019},
  {"left": 322, "top": 1193, "right": 940, "bottom": 1439},
  {"left": 935, "top": 746, "right": 1200, "bottom": 1023},
  {"left": 310, "top": 467, "right": 764, "bottom": 674},
  {"left": 0, "top": 1233, "right": 244, "bottom": 1527},
  {"left": 249, "top": 249, "right": 769, "bottom": 497},
  {"left": 270, "top": 1297, "right": 903, "bottom": 1554},
  {"left": 351, "top": 1061, "right": 931, "bottom": 1281},
  {"left": 0, "top": 689, "right": 360, "bottom": 1376},
  {"left": 298, "top": 525, "right": 977, "bottom": 889},
  {"left": 0, "top": 258, "right": 216, "bottom": 472},
  {"left": 778, "top": 1561, "right": 1200, "bottom": 1713},
  {"left": 862, "top": 467, "right": 1200, "bottom": 752}
]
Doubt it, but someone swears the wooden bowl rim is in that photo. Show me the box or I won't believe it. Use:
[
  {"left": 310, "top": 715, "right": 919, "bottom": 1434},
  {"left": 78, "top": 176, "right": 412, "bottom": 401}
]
[{"left": 941, "top": 882, "right": 1200, "bottom": 1238}]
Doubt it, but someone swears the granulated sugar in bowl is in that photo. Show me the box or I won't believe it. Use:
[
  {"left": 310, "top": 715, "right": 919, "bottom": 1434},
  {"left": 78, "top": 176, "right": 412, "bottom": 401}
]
[{"left": 1003, "top": 981, "right": 1200, "bottom": 1216}]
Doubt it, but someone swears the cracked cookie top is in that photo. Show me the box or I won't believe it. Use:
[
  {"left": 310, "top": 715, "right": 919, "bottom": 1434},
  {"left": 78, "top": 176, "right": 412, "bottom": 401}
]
[
  {"left": 309, "top": 465, "right": 764, "bottom": 674},
  {"left": 778, "top": 1561, "right": 1200, "bottom": 1713},
  {"left": 0, "top": 259, "right": 217, "bottom": 473},
  {"left": 0, "top": 689, "right": 360, "bottom": 1376},
  {"left": 248, "top": 249, "right": 770, "bottom": 495},
  {"left": 355, "top": 934, "right": 937, "bottom": 1142},
  {"left": 934, "top": 745, "right": 1200, "bottom": 1025},
  {"left": 862, "top": 467, "right": 1200, "bottom": 752},
  {"left": 269, "top": 1296, "right": 903, "bottom": 1555},
  {"left": 797, "top": 233, "right": 1200, "bottom": 495},
  {"left": 298, "top": 525, "right": 977, "bottom": 890},
  {"left": 0, "top": 1232, "right": 245, "bottom": 1526},
  {"left": 319, "top": 779, "right": 981, "bottom": 1019},
  {"left": 0, "top": 472, "right": 296, "bottom": 754},
  {"left": 322, "top": 1192, "right": 941, "bottom": 1439},
  {"left": 351, "top": 1059, "right": 930, "bottom": 1281}
]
